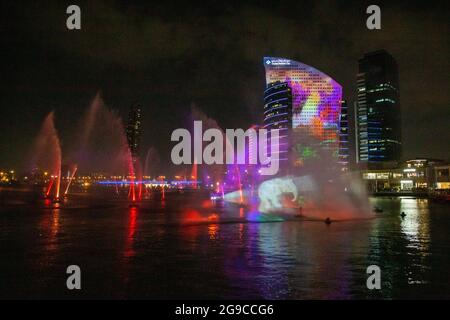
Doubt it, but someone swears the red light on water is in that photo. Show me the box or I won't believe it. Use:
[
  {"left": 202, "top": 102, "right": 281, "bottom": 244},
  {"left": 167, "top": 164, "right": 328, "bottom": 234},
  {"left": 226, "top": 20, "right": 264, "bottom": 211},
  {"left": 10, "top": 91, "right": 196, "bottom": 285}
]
[
  {"left": 201, "top": 200, "right": 213, "bottom": 209},
  {"left": 129, "top": 180, "right": 136, "bottom": 202},
  {"left": 208, "top": 224, "right": 219, "bottom": 240},
  {"left": 124, "top": 206, "right": 138, "bottom": 258},
  {"left": 183, "top": 209, "right": 204, "bottom": 223},
  {"left": 208, "top": 213, "right": 219, "bottom": 221}
]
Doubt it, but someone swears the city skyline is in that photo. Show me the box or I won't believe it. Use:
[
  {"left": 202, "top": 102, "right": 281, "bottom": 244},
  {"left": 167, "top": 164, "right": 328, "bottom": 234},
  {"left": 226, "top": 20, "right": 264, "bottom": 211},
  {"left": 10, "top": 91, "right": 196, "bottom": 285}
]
[
  {"left": 1, "top": 1, "right": 449, "bottom": 172},
  {"left": 1, "top": 1, "right": 450, "bottom": 303}
]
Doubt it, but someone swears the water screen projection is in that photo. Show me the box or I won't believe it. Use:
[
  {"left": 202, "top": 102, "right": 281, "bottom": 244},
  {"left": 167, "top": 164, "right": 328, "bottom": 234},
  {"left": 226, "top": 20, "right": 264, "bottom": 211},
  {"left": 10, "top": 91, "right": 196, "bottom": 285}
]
[
  {"left": 264, "top": 56, "right": 342, "bottom": 166},
  {"left": 224, "top": 57, "right": 371, "bottom": 220}
]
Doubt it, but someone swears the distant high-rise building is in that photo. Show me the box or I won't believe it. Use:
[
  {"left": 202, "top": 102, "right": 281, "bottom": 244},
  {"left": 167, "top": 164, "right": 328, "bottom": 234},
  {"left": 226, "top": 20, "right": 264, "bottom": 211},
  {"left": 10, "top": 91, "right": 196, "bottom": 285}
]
[
  {"left": 355, "top": 50, "right": 402, "bottom": 166},
  {"left": 338, "top": 100, "right": 349, "bottom": 171},
  {"left": 263, "top": 57, "right": 342, "bottom": 173},
  {"left": 126, "top": 103, "right": 142, "bottom": 162}
]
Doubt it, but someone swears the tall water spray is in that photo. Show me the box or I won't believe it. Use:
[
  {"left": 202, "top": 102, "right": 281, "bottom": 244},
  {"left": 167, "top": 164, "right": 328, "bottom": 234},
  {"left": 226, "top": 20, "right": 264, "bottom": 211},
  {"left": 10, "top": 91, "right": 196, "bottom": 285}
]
[
  {"left": 31, "top": 112, "right": 62, "bottom": 200},
  {"left": 74, "top": 92, "right": 139, "bottom": 203}
]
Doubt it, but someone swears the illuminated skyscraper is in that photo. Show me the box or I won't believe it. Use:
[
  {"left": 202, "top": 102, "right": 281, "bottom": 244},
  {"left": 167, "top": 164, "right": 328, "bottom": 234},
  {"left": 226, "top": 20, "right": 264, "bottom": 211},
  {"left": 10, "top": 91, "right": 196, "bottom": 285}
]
[
  {"left": 263, "top": 81, "right": 292, "bottom": 170},
  {"left": 126, "top": 102, "right": 142, "bottom": 162},
  {"left": 263, "top": 57, "right": 343, "bottom": 171},
  {"left": 355, "top": 50, "right": 401, "bottom": 165}
]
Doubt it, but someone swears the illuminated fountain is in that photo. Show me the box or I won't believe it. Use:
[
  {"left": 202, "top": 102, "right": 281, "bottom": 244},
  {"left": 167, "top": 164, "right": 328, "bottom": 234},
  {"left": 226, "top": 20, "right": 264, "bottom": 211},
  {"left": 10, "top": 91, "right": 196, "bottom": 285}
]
[
  {"left": 128, "top": 157, "right": 139, "bottom": 207},
  {"left": 234, "top": 165, "right": 244, "bottom": 205},
  {"left": 143, "top": 147, "right": 160, "bottom": 199},
  {"left": 222, "top": 145, "right": 372, "bottom": 222},
  {"left": 29, "top": 92, "right": 157, "bottom": 207},
  {"left": 191, "top": 160, "right": 198, "bottom": 190},
  {"left": 63, "top": 165, "right": 78, "bottom": 197},
  {"left": 189, "top": 105, "right": 226, "bottom": 191},
  {"left": 72, "top": 92, "right": 141, "bottom": 206},
  {"left": 31, "top": 112, "right": 62, "bottom": 202},
  {"left": 45, "top": 178, "right": 54, "bottom": 198},
  {"left": 54, "top": 167, "right": 62, "bottom": 202},
  {"left": 223, "top": 57, "right": 372, "bottom": 222},
  {"left": 32, "top": 114, "right": 78, "bottom": 202}
]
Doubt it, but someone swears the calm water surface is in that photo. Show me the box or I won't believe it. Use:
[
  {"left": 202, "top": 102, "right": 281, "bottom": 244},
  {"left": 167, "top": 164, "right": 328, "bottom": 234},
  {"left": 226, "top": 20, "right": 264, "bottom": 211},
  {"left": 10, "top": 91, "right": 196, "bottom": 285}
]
[{"left": 1, "top": 188, "right": 449, "bottom": 299}]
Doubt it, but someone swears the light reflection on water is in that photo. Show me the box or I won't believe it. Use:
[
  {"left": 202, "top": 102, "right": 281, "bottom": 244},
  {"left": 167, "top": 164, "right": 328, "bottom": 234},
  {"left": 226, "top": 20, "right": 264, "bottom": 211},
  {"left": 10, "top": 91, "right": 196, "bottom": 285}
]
[
  {"left": 400, "top": 198, "right": 430, "bottom": 249},
  {"left": 399, "top": 198, "right": 431, "bottom": 286},
  {"left": 0, "top": 191, "right": 449, "bottom": 299},
  {"left": 124, "top": 207, "right": 138, "bottom": 259}
]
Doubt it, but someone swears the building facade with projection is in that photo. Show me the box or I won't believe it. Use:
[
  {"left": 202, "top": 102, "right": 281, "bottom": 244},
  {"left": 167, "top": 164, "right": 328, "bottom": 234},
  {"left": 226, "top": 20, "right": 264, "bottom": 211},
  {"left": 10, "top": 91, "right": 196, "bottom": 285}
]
[
  {"left": 355, "top": 50, "right": 402, "bottom": 167},
  {"left": 263, "top": 57, "right": 343, "bottom": 173}
]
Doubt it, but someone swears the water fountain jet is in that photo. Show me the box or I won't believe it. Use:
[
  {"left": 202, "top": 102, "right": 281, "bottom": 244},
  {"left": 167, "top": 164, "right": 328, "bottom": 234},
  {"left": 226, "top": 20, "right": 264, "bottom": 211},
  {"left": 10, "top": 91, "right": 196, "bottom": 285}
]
[
  {"left": 63, "top": 166, "right": 78, "bottom": 197},
  {"left": 31, "top": 112, "right": 62, "bottom": 202}
]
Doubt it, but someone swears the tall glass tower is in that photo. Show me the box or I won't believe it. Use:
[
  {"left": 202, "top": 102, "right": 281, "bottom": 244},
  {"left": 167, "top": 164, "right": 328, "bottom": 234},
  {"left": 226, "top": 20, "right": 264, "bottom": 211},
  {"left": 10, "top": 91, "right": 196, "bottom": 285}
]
[
  {"left": 126, "top": 102, "right": 142, "bottom": 162},
  {"left": 263, "top": 81, "right": 292, "bottom": 169},
  {"left": 355, "top": 50, "right": 402, "bottom": 165}
]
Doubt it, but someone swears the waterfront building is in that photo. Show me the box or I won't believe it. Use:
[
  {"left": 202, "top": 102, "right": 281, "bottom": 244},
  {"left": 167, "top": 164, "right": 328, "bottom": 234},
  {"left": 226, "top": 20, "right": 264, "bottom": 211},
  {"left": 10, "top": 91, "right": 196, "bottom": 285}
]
[
  {"left": 263, "top": 57, "right": 343, "bottom": 174},
  {"left": 434, "top": 164, "right": 450, "bottom": 190},
  {"left": 355, "top": 50, "right": 402, "bottom": 166},
  {"left": 360, "top": 158, "right": 445, "bottom": 193}
]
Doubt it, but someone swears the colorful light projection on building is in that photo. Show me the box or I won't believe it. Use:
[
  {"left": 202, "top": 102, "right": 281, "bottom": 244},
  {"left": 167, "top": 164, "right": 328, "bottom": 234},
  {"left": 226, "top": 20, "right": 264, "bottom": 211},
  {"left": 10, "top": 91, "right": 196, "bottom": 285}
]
[{"left": 263, "top": 57, "right": 342, "bottom": 166}]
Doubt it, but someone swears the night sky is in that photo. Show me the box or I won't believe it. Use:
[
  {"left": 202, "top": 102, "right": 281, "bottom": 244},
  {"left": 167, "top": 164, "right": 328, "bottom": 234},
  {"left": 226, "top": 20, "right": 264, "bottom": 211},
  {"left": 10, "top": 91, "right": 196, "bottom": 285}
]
[{"left": 1, "top": 0, "right": 449, "bottom": 172}]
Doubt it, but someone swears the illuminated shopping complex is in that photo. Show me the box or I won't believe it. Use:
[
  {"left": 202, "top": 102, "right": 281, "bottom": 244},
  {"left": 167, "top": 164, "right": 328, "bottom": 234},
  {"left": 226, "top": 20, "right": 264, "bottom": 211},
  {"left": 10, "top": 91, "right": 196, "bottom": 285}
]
[{"left": 263, "top": 57, "right": 343, "bottom": 174}]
